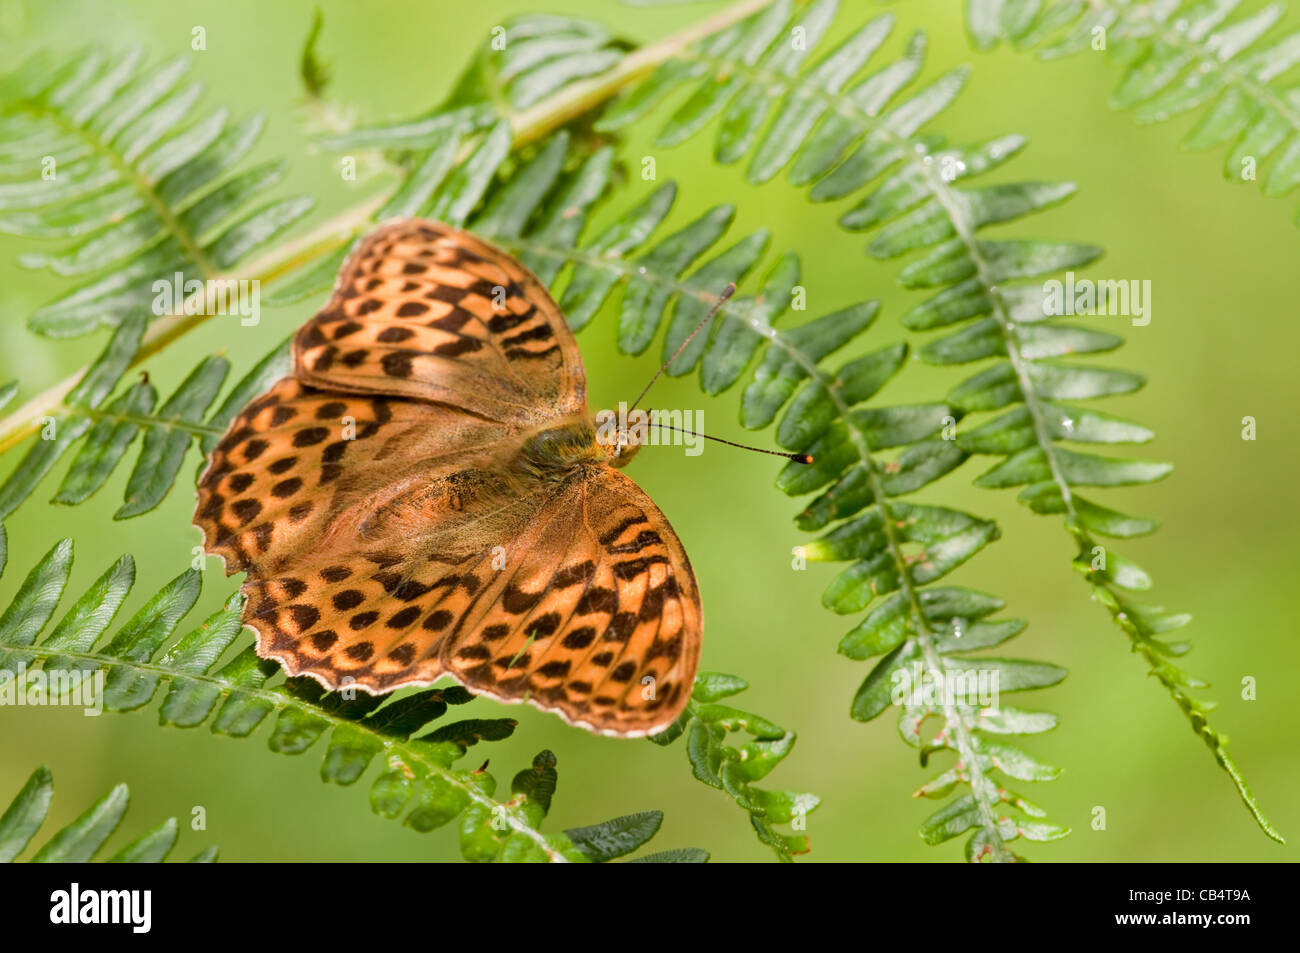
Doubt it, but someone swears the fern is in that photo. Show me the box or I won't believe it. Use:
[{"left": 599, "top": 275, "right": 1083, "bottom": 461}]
[
  {"left": 0, "top": 325, "right": 289, "bottom": 521},
  {"left": 601, "top": 1, "right": 1279, "bottom": 841},
  {"left": 651, "top": 671, "right": 820, "bottom": 861},
  {"left": 0, "top": 535, "right": 711, "bottom": 862},
  {"left": 955, "top": 0, "right": 1300, "bottom": 224},
  {"left": 0, "top": 46, "right": 315, "bottom": 337},
  {"left": 0, "top": 765, "right": 217, "bottom": 862}
]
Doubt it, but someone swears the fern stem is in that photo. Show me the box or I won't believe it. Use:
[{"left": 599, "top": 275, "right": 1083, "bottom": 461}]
[
  {"left": 12, "top": 641, "right": 571, "bottom": 861},
  {"left": 0, "top": 0, "right": 780, "bottom": 457},
  {"left": 500, "top": 233, "right": 1017, "bottom": 859},
  {"left": 76, "top": 405, "right": 225, "bottom": 438}
]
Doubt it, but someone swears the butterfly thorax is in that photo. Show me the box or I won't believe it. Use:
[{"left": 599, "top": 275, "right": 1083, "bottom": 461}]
[{"left": 514, "top": 415, "right": 638, "bottom": 481}]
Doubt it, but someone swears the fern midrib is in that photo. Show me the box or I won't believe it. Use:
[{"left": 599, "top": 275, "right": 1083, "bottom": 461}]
[
  {"left": 499, "top": 233, "right": 1014, "bottom": 858},
  {"left": 21, "top": 99, "right": 218, "bottom": 278},
  {"left": 911, "top": 164, "right": 1079, "bottom": 520},
  {"left": 11, "top": 640, "right": 570, "bottom": 860},
  {"left": 77, "top": 404, "right": 224, "bottom": 438},
  {"left": 845, "top": 394, "right": 1012, "bottom": 860}
]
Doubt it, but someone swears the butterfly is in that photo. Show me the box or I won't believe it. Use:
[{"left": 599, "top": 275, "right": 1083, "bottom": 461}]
[{"left": 193, "top": 220, "right": 702, "bottom": 737}]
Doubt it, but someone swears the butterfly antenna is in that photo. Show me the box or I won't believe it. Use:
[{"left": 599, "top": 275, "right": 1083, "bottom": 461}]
[
  {"left": 628, "top": 282, "right": 736, "bottom": 414},
  {"left": 649, "top": 416, "right": 813, "bottom": 465}
]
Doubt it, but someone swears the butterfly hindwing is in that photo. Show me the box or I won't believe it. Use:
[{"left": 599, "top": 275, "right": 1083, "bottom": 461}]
[
  {"left": 440, "top": 467, "right": 702, "bottom": 737},
  {"left": 294, "top": 219, "right": 586, "bottom": 424}
]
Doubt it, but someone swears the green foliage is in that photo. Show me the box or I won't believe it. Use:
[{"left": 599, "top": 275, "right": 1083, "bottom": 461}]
[
  {"left": 957, "top": 0, "right": 1300, "bottom": 223},
  {"left": 0, "top": 47, "right": 315, "bottom": 338},
  {"left": 0, "top": 536, "right": 702, "bottom": 862},
  {"left": 299, "top": 7, "right": 332, "bottom": 100},
  {"left": 0, "top": 325, "right": 291, "bottom": 521},
  {"left": 595, "top": 0, "right": 1279, "bottom": 842},
  {"left": 651, "top": 671, "right": 819, "bottom": 861},
  {"left": 601, "top": 0, "right": 1279, "bottom": 845},
  {"left": 0, "top": 765, "right": 216, "bottom": 862}
]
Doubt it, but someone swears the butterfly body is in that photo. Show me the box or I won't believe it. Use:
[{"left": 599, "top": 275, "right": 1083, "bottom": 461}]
[{"left": 194, "top": 220, "right": 700, "bottom": 737}]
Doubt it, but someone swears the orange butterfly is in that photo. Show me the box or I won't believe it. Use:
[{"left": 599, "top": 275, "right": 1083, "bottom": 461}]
[{"left": 194, "top": 220, "right": 702, "bottom": 736}]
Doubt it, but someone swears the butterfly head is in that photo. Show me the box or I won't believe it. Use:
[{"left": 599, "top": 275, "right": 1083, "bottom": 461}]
[{"left": 593, "top": 408, "right": 645, "bottom": 468}]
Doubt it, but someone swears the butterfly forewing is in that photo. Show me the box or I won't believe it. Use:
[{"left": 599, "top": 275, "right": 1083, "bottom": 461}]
[
  {"left": 294, "top": 220, "right": 586, "bottom": 424},
  {"left": 194, "top": 219, "right": 702, "bottom": 736}
]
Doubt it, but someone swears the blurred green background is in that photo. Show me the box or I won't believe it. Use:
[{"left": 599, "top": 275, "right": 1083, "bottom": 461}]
[{"left": 1, "top": 0, "right": 1297, "bottom": 862}]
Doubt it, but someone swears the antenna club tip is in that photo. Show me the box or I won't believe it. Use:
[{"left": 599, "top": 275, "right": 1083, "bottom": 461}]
[{"left": 794, "top": 453, "right": 814, "bottom": 465}]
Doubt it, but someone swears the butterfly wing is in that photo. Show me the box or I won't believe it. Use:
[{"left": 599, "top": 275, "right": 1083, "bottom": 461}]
[
  {"left": 439, "top": 466, "right": 702, "bottom": 737},
  {"left": 194, "top": 374, "right": 541, "bottom": 693},
  {"left": 294, "top": 219, "right": 586, "bottom": 424}
]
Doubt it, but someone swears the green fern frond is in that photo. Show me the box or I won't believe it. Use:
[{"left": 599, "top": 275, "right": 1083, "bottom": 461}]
[
  {"left": 600, "top": 1, "right": 1278, "bottom": 841},
  {"left": 0, "top": 317, "right": 290, "bottom": 521},
  {"left": 0, "top": 538, "right": 703, "bottom": 862},
  {"left": 958, "top": 0, "right": 1300, "bottom": 222},
  {"left": 0, "top": 47, "right": 315, "bottom": 338},
  {"left": 650, "top": 671, "right": 819, "bottom": 861},
  {"left": 0, "top": 765, "right": 216, "bottom": 862}
]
